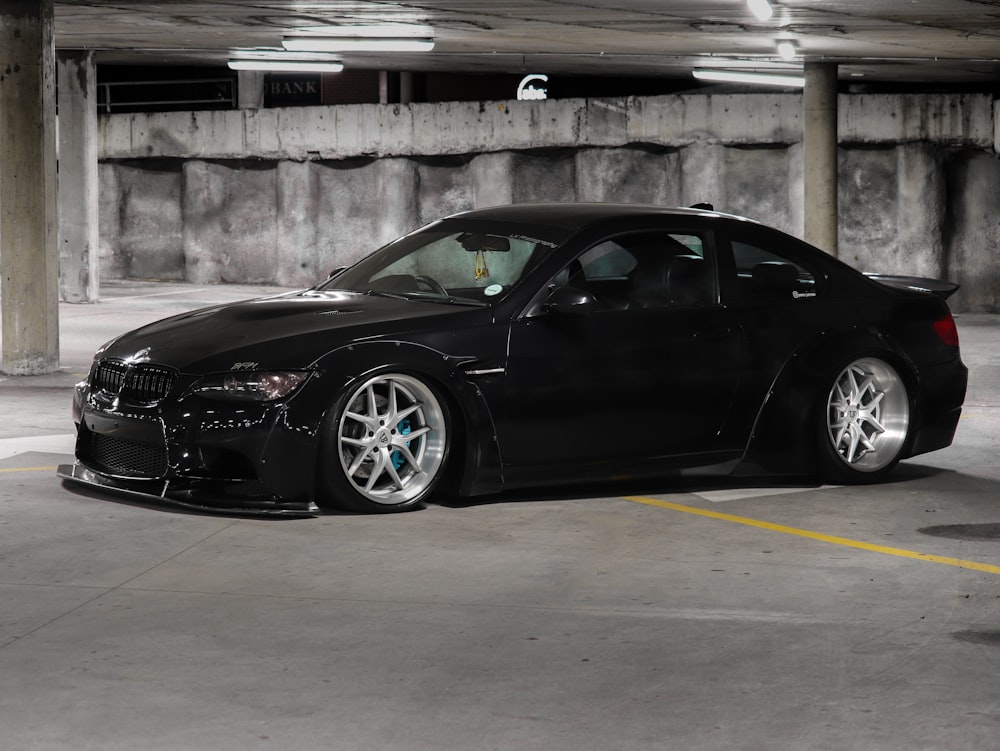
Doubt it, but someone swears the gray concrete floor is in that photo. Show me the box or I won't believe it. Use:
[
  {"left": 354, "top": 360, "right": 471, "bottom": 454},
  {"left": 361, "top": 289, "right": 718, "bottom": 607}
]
[{"left": 2, "top": 282, "right": 999, "bottom": 751}]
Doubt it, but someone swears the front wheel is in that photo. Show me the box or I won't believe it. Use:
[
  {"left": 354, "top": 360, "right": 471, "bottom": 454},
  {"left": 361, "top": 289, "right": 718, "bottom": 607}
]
[
  {"left": 817, "top": 356, "right": 911, "bottom": 483},
  {"left": 319, "top": 372, "right": 449, "bottom": 513}
]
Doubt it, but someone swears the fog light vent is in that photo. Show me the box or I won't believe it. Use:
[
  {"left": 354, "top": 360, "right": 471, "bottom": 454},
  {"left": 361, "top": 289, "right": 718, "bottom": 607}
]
[{"left": 90, "top": 433, "right": 168, "bottom": 478}]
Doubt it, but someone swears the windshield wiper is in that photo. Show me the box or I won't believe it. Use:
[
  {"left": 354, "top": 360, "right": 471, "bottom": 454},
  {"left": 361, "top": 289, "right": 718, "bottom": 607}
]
[
  {"left": 364, "top": 289, "right": 487, "bottom": 307},
  {"left": 417, "top": 295, "right": 488, "bottom": 307},
  {"left": 363, "top": 289, "right": 411, "bottom": 301}
]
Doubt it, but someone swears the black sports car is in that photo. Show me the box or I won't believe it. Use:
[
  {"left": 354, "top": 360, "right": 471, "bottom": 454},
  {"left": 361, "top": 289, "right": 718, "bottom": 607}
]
[{"left": 59, "top": 203, "right": 968, "bottom": 515}]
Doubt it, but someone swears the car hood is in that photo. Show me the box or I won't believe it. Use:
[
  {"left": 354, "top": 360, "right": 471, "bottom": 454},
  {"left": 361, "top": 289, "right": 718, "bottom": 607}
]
[{"left": 98, "top": 290, "right": 485, "bottom": 373}]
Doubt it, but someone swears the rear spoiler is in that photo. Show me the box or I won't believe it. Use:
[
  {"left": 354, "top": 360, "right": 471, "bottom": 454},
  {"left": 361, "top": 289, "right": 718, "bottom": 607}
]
[{"left": 864, "top": 273, "right": 960, "bottom": 300}]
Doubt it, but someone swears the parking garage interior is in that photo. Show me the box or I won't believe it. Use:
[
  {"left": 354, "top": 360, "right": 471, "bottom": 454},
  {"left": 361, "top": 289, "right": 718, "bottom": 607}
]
[{"left": 2, "top": 2, "right": 1000, "bottom": 749}]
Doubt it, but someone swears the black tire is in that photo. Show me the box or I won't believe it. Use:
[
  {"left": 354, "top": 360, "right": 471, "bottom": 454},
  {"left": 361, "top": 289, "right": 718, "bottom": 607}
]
[
  {"left": 318, "top": 372, "right": 450, "bottom": 513},
  {"left": 816, "top": 355, "right": 911, "bottom": 484}
]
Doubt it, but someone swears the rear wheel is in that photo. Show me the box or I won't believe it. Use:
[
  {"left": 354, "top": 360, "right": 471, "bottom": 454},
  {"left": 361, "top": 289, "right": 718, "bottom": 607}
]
[
  {"left": 319, "top": 372, "right": 449, "bottom": 513},
  {"left": 817, "top": 356, "right": 910, "bottom": 483}
]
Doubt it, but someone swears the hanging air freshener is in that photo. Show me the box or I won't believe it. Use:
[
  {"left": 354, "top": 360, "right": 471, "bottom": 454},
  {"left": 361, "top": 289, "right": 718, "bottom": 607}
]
[{"left": 475, "top": 249, "right": 490, "bottom": 280}]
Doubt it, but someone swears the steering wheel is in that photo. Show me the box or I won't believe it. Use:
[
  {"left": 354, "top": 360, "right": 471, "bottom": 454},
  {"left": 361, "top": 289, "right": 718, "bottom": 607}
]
[{"left": 413, "top": 275, "right": 448, "bottom": 296}]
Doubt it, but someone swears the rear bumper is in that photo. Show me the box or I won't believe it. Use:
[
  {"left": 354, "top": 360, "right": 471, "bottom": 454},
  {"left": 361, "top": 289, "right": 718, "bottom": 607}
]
[
  {"left": 906, "top": 356, "right": 968, "bottom": 459},
  {"left": 907, "top": 405, "right": 964, "bottom": 459}
]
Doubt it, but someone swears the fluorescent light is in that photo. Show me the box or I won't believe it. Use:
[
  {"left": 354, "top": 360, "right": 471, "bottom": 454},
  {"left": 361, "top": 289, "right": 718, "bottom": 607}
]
[
  {"left": 747, "top": 0, "right": 774, "bottom": 22},
  {"left": 693, "top": 69, "right": 805, "bottom": 88},
  {"left": 283, "top": 37, "right": 435, "bottom": 53},
  {"left": 228, "top": 59, "right": 344, "bottom": 72},
  {"left": 777, "top": 41, "right": 796, "bottom": 60}
]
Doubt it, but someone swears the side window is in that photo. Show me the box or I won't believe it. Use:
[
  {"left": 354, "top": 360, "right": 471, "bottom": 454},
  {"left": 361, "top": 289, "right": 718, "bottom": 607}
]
[
  {"left": 553, "top": 231, "right": 713, "bottom": 311},
  {"left": 730, "top": 241, "right": 820, "bottom": 301}
]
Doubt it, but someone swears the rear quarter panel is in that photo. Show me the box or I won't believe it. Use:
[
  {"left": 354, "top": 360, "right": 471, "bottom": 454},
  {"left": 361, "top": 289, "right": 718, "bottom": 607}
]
[{"left": 737, "top": 287, "right": 966, "bottom": 475}]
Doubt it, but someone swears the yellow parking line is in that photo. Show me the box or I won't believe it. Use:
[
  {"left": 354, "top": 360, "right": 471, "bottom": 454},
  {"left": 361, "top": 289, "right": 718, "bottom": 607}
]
[
  {"left": 622, "top": 495, "right": 1000, "bottom": 576},
  {"left": 0, "top": 466, "right": 57, "bottom": 474}
]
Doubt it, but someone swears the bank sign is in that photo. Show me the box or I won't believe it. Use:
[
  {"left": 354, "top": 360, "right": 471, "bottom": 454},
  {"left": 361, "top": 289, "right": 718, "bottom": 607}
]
[{"left": 266, "top": 74, "right": 321, "bottom": 107}]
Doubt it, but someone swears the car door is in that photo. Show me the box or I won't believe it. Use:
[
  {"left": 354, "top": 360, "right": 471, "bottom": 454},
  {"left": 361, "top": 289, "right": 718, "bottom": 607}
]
[
  {"left": 716, "top": 227, "right": 834, "bottom": 401},
  {"left": 501, "top": 227, "right": 745, "bottom": 481}
]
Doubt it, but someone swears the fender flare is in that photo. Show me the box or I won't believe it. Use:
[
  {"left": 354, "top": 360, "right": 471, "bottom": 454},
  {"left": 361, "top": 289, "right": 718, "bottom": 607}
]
[
  {"left": 303, "top": 339, "right": 504, "bottom": 498},
  {"left": 742, "top": 326, "right": 918, "bottom": 475}
]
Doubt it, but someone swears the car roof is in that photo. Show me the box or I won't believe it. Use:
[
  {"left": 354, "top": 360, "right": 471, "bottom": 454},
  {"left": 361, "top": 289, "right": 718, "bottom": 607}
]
[{"left": 444, "top": 202, "right": 759, "bottom": 231}]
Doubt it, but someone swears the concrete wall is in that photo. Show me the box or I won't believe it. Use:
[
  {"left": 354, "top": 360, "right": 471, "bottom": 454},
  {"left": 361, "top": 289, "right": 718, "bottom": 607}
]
[{"left": 97, "top": 92, "right": 1000, "bottom": 312}]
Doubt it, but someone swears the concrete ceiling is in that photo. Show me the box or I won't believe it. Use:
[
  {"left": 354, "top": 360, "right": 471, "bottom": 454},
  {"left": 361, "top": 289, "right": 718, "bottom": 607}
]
[{"left": 55, "top": 0, "right": 1000, "bottom": 86}]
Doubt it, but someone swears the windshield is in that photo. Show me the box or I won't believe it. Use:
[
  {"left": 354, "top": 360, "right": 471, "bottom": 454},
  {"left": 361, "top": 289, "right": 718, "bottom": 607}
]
[{"left": 318, "top": 220, "right": 563, "bottom": 304}]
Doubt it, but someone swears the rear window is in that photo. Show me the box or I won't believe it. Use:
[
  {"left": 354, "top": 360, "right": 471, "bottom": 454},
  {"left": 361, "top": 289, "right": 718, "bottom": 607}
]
[{"left": 730, "top": 241, "right": 822, "bottom": 301}]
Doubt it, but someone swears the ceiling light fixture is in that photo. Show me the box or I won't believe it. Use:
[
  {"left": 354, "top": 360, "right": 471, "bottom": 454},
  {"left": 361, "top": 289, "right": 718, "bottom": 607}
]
[
  {"left": 747, "top": 0, "right": 774, "bottom": 22},
  {"left": 777, "top": 41, "right": 796, "bottom": 60},
  {"left": 283, "top": 37, "right": 435, "bottom": 53},
  {"left": 228, "top": 59, "right": 344, "bottom": 72},
  {"left": 693, "top": 68, "right": 805, "bottom": 88}
]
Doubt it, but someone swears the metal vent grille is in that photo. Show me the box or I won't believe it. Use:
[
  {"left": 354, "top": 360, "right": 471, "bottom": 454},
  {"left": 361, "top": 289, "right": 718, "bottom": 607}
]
[
  {"left": 94, "top": 360, "right": 129, "bottom": 395},
  {"left": 89, "top": 433, "right": 168, "bottom": 478},
  {"left": 94, "top": 360, "right": 176, "bottom": 404}
]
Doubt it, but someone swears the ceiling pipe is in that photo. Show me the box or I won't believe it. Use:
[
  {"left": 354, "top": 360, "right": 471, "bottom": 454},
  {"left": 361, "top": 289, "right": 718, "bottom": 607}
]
[
  {"left": 693, "top": 68, "right": 804, "bottom": 87},
  {"left": 283, "top": 37, "right": 435, "bottom": 53}
]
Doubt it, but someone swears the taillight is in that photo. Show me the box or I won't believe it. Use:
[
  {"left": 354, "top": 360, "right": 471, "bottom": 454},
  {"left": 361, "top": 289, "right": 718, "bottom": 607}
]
[{"left": 933, "top": 313, "right": 960, "bottom": 348}]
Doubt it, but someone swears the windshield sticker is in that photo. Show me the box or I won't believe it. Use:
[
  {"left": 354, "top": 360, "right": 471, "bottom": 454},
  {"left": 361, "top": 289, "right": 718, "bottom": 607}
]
[
  {"left": 510, "top": 234, "right": 558, "bottom": 248},
  {"left": 484, "top": 284, "right": 504, "bottom": 297}
]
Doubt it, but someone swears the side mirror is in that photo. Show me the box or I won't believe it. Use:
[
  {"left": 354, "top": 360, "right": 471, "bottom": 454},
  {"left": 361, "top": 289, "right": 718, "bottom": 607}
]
[
  {"left": 543, "top": 285, "right": 597, "bottom": 316},
  {"left": 327, "top": 266, "right": 347, "bottom": 280}
]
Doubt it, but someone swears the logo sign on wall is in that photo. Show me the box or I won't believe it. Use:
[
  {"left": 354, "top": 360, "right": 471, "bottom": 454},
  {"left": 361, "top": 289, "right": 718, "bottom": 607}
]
[
  {"left": 265, "top": 74, "right": 321, "bottom": 107},
  {"left": 516, "top": 74, "right": 549, "bottom": 101}
]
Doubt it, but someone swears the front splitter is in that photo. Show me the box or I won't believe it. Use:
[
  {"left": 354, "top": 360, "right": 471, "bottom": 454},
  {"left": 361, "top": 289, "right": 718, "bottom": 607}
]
[{"left": 57, "top": 463, "right": 321, "bottom": 518}]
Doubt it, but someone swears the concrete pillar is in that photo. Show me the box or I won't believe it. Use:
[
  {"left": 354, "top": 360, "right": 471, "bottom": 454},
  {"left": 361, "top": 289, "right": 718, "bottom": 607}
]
[
  {"left": 57, "top": 50, "right": 99, "bottom": 303},
  {"left": 803, "top": 62, "right": 839, "bottom": 255},
  {"left": 237, "top": 70, "right": 265, "bottom": 109},
  {"left": 379, "top": 71, "right": 389, "bottom": 105},
  {"left": 0, "top": 0, "right": 59, "bottom": 374},
  {"left": 400, "top": 72, "right": 414, "bottom": 105}
]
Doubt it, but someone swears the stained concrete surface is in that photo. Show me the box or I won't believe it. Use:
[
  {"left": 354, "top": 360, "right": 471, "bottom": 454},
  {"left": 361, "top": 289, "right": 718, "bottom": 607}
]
[
  {"left": 1, "top": 282, "right": 999, "bottom": 751},
  {"left": 99, "top": 137, "right": 1000, "bottom": 315},
  {"left": 94, "top": 94, "right": 1000, "bottom": 313}
]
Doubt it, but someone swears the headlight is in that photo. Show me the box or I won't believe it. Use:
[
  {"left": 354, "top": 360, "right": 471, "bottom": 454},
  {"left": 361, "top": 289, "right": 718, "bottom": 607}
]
[{"left": 193, "top": 371, "right": 311, "bottom": 401}]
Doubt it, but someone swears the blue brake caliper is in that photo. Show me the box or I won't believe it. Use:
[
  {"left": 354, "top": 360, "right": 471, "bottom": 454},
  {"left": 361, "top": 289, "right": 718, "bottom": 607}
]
[{"left": 391, "top": 418, "right": 412, "bottom": 470}]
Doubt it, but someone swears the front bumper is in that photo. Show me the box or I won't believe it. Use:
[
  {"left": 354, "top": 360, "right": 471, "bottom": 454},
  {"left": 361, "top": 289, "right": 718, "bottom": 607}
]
[
  {"left": 57, "top": 462, "right": 320, "bottom": 517},
  {"left": 63, "top": 374, "right": 331, "bottom": 516}
]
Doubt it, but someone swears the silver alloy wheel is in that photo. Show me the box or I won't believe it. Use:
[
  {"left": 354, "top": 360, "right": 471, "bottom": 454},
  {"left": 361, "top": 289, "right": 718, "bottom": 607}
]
[
  {"left": 826, "top": 357, "right": 909, "bottom": 472},
  {"left": 337, "top": 373, "right": 447, "bottom": 506}
]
